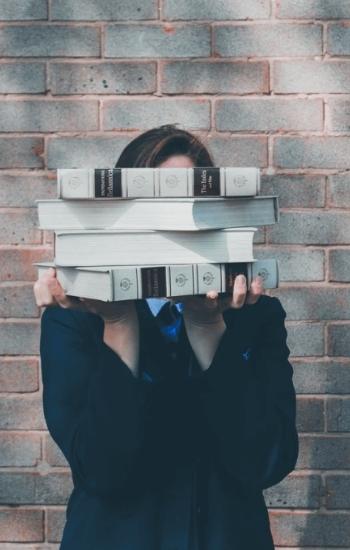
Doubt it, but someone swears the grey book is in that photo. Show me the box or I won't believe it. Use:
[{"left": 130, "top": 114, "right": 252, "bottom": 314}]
[
  {"left": 54, "top": 228, "right": 256, "bottom": 267},
  {"left": 57, "top": 167, "right": 260, "bottom": 199},
  {"left": 37, "top": 196, "right": 279, "bottom": 231},
  {"left": 35, "top": 259, "right": 278, "bottom": 302}
]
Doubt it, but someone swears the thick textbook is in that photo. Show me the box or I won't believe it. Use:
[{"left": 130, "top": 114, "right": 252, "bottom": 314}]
[
  {"left": 57, "top": 167, "right": 260, "bottom": 199},
  {"left": 37, "top": 196, "right": 279, "bottom": 231},
  {"left": 35, "top": 259, "right": 278, "bottom": 301},
  {"left": 54, "top": 228, "right": 256, "bottom": 267}
]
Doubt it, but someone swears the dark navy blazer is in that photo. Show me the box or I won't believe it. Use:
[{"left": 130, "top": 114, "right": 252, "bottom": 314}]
[{"left": 40, "top": 295, "right": 299, "bottom": 550}]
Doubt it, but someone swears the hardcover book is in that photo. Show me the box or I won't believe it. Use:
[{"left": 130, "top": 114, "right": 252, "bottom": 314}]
[
  {"left": 37, "top": 196, "right": 279, "bottom": 231},
  {"left": 35, "top": 259, "right": 278, "bottom": 301},
  {"left": 53, "top": 227, "right": 256, "bottom": 267},
  {"left": 57, "top": 167, "right": 260, "bottom": 199}
]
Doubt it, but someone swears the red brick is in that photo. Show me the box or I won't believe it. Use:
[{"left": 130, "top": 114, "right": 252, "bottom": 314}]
[
  {"left": 0, "top": 395, "right": 46, "bottom": 430},
  {"left": 0, "top": 283, "right": 39, "bottom": 318},
  {"left": 0, "top": 209, "right": 41, "bottom": 245},
  {"left": 0, "top": 248, "right": 53, "bottom": 282},
  {"left": 0, "top": 358, "right": 38, "bottom": 392},
  {"left": 44, "top": 433, "right": 68, "bottom": 467},
  {"left": 0, "top": 509, "right": 44, "bottom": 542},
  {"left": 0, "top": 432, "right": 41, "bottom": 466},
  {"left": 46, "top": 508, "right": 66, "bottom": 543}
]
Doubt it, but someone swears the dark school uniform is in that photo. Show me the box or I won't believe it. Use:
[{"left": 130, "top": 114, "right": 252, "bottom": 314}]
[{"left": 40, "top": 295, "right": 299, "bottom": 550}]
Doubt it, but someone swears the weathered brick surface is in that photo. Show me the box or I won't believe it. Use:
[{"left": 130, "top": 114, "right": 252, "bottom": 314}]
[
  {"left": 0, "top": 472, "right": 72, "bottom": 505},
  {"left": 326, "top": 475, "right": 350, "bottom": 509},
  {"left": 327, "top": 248, "right": 350, "bottom": 286},
  {"left": 1, "top": 4, "right": 350, "bottom": 549},
  {"left": 0, "top": 358, "right": 38, "bottom": 392},
  {"left": 46, "top": 509, "right": 66, "bottom": 543},
  {"left": 297, "top": 435, "right": 350, "bottom": 469},
  {"left": 0, "top": 284, "right": 39, "bottom": 318},
  {"left": 264, "top": 474, "right": 321, "bottom": 509},
  {"left": 292, "top": 361, "right": 350, "bottom": 394},
  {"left": 268, "top": 212, "right": 350, "bottom": 245},
  {"left": 0, "top": 248, "right": 53, "bottom": 281},
  {"left": 329, "top": 173, "right": 350, "bottom": 208},
  {"left": 215, "top": 98, "right": 323, "bottom": 132},
  {"left": 0, "top": 209, "right": 41, "bottom": 245},
  {"left": 296, "top": 397, "right": 325, "bottom": 433},
  {"left": 274, "top": 137, "right": 350, "bottom": 169},
  {"left": 0, "top": 395, "right": 46, "bottom": 430},
  {"left": 0, "top": 509, "right": 44, "bottom": 542},
  {"left": 0, "top": 0, "right": 47, "bottom": 20},
  {"left": 50, "top": 62, "right": 157, "bottom": 95},
  {"left": 44, "top": 434, "right": 68, "bottom": 467},
  {"left": 51, "top": 0, "right": 157, "bottom": 20},
  {"left": 47, "top": 135, "right": 134, "bottom": 168},
  {"left": 207, "top": 136, "right": 268, "bottom": 167},
  {"left": 0, "top": 63, "right": 46, "bottom": 93},
  {"left": 327, "top": 398, "right": 350, "bottom": 432},
  {"left": 270, "top": 512, "right": 350, "bottom": 547},
  {"left": 261, "top": 175, "right": 326, "bottom": 208},
  {"left": 161, "top": 61, "right": 268, "bottom": 94},
  {"left": 163, "top": 0, "right": 271, "bottom": 20},
  {"left": 286, "top": 322, "right": 324, "bottom": 356},
  {"left": 273, "top": 60, "right": 350, "bottom": 93},
  {"left": 103, "top": 98, "right": 210, "bottom": 130},
  {"left": 0, "top": 432, "right": 41, "bottom": 466},
  {"left": 0, "top": 138, "right": 44, "bottom": 168},
  {"left": 105, "top": 25, "right": 211, "bottom": 58},
  {"left": 328, "top": 324, "right": 350, "bottom": 355},
  {"left": 255, "top": 247, "right": 325, "bottom": 282},
  {"left": 214, "top": 23, "right": 322, "bottom": 57},
  {"left": 0, "top": 101, "right": 99, "bottom": 132},
  {"left": 327, "top": 99, "right": 350, "bottom": 133},
  {"left": 272, "top": 288, "right": 350, "bottom": 320},
  {"left": 277, "top": 0, "right": 350, "bottom": 19},
  {"left": 327, "top": 24, "right": 350, "bottom": 56},
  {"left": 0, "top": 321, "right": 40, "bottom": 355},
  {"left": 0, "top": 26, "right": 100, "bottom": 57}
]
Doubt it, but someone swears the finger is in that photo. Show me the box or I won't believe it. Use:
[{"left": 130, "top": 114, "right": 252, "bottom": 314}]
[
  {"left": 232, "top": 274, "right": 247, "bottom": 309},
  {"left": 246, "top": 275, "right": 265, "bottom": 305},
  {"left": 33, "top": 279, "right": 59, "bottom": 307},
  {"left": 46, "top": 276, "right": 74, "bottom": 309},
  {"left": 204, "top": 289, "right": 219, "bottom": 309}
]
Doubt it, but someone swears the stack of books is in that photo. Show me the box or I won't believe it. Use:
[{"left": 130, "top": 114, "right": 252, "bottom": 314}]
[{"left": 35, "top": 167, "right": 279, "bottom": 301}]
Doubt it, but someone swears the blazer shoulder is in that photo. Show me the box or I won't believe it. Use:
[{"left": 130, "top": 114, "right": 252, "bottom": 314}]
[
  {"left": 259, "top": 294, "right": 286, "bottom": 314},
  {"left": 41, "top": 305, "right": 103, "bottom": 340},
  {"left": 259, "top": 294, "right": 286, "bottom": 319}
]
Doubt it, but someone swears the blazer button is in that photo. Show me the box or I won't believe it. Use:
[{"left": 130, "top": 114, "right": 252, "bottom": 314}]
[{"left": 197, "top": 506, "right": 201, "bottom": 515}]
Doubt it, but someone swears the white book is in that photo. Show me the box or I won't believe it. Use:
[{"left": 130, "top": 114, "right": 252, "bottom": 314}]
[
  {"left": 54, "top": 228, "right": 256, "bottom": 267},
  {"left": 57, "top": 167, "right": 260, "bottom": 199},
  {"left": 37, "top": 196, "right": 279, "bottom": 231},
  {"left": 35, "top": 259, "right": 278, "bottom": 301}
]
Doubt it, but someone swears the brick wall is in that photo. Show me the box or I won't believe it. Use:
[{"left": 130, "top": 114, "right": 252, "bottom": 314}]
[{"left": 0, "top": 0, "right": 349, "bottom": 548}]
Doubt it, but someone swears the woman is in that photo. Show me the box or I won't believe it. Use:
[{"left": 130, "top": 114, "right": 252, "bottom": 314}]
[{"left": 34, "top": 124, "right": 299, "bottom": 550}]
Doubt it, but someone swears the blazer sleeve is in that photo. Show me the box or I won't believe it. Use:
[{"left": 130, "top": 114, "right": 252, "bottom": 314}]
[
  {"left": 40, "top": 305, "right": 154, "bottom": 498},
  {"left": 195, "top": 295, "right": 299, "bottom": 491}
]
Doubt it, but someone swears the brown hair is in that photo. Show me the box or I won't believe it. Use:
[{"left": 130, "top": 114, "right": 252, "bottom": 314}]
[{"left": 115, "top": 124, "right": 214, "bottom": 168}]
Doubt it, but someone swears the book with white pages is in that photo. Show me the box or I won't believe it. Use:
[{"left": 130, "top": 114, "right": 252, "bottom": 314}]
[
  {"left": 36, "top": 196, "right": 279, "bottom": 231},
  {"left": 57, "top": 167, "right": 260, "bottom": 199},
  {"left": 54, "top": 228, "right": 257, "bottom": 267},
  {"left": 35, "top": 259, "right": 278, "bottom": 302}
]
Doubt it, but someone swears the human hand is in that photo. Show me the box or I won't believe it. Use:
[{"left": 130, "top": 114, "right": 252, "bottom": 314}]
[
  {"left": 33, "top": 267, "right": 133, "bottom": 323},
  {"left": 181, "top": 274, "right": 264, "bottom": 326}
]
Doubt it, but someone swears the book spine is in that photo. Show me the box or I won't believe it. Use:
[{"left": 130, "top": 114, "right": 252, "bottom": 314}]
[
  {"left": 57, "top": 168, "right": 260, "bottom": 199},
  {"left": 95, "top": 169, "right": 122, "bottom": 198},
  {"left": 110, "top": 260, "right": 277, "bottom": 300},
  {"left": 35, "top": 259, "right": 278, "bottom": 301}
]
